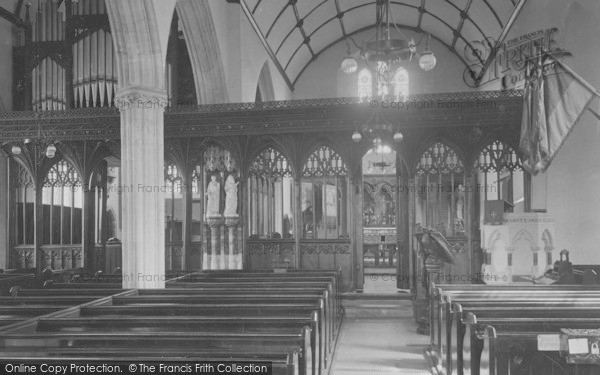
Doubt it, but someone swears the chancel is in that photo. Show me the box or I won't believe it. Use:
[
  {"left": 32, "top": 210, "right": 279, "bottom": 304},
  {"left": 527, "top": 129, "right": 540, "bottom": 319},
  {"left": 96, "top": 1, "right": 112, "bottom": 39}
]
[{"left": 1, "top": 0, "right": 600, "bottom": 374}]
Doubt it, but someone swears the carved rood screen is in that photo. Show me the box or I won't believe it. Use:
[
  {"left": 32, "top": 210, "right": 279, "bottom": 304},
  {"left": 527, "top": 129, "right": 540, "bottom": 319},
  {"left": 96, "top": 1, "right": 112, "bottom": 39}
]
[
  {"left": 301, "top": 146, "right": 348, "bottom": 239},
  {"left": 248, "top": 147, "right": 294, "bottom": 239},
  {"left": 415, "top": 143, "right": 465, "bottom": 236}
]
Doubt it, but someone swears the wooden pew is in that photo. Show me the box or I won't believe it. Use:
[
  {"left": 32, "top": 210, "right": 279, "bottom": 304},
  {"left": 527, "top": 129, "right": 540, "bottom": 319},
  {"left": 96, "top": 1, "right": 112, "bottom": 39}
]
[
  {"left": 0, "top": 330, "right": 313, "bottom": 375},
  {"left": 449, "top": 300, "right": 600, "bottom": 375},
  {"left": 430, "top": 284, "right": 600, "bottom": 349},
  {"left": 431, "top": 284, "right": 600, "bottom": 374},
  {"left": 464, "top": 316, "right": 600, "bottom": 375},
  {"left": 0, "top": 349, "right": 299, "bottom": 375}
]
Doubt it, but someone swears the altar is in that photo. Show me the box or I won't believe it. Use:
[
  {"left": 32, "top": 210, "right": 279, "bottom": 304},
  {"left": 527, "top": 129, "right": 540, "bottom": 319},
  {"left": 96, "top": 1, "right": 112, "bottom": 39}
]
[{"left": 481, "top": 212, "right": 556, "bottom": 283}]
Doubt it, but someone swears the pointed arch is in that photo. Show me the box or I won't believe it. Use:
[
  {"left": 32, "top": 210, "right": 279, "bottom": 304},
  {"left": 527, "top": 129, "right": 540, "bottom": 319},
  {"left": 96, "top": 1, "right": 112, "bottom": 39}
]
[
  {"left": 256, "top": 62, "right": 276, "bottom": 102},
  {"left": 175, "top": 0, "right": 229, "bottom": 104}
]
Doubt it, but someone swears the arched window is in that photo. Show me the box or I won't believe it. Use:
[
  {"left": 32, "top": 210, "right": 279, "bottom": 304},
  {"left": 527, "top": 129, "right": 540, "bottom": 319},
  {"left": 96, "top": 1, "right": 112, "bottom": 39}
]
[
  {"left": 358, "top": 68, "right": 372, "bottom": 100},
  {"left": 248, "top": 147, "right": 294, "bottom": 238},
  {"left": 14, "top": 164, "right": 35, "bottom": 245},
  {"left": 42, "top": 160, "right": 83, "bottom": 244},
  {"left": 414, "top": 142, "right": 465, "bottom": 236},
  {"left": 474, "top": 140, "right": 526, "bottom": 218},
  {"left": 302, "top": 146, "right": 348, "bottom": 239},
  {"left": 357, "top": 64, "right": 409, "bottom": 100}
]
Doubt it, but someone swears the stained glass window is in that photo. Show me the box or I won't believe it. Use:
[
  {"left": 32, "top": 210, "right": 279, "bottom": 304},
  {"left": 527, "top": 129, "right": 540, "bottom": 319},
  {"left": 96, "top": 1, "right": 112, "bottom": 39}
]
[{"left": 358, "top": 64, "right": 409, "bottom": 100}]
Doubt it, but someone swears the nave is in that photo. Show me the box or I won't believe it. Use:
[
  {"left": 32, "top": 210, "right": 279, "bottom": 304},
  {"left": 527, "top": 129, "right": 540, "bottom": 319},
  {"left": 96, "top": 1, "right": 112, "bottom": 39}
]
[{"left": 2, "top": 264, "right": 600, "bottom": 375}]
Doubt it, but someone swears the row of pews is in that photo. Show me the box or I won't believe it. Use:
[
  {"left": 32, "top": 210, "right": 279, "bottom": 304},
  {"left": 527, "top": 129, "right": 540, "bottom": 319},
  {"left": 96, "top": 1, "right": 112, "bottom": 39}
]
[
  {"left": 0, "top": 269, "right": 343, "bottom": 375},
  {"left": 430, "top": 283, "right": 600, "bottom": 375}
]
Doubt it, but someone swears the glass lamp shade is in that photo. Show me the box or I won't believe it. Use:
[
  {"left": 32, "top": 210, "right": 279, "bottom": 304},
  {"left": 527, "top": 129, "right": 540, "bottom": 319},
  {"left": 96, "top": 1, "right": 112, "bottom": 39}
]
[
  {"left": 341, "top": 57, "right": 358, "bottom": 74},
  {"left": 352, "top": 131, "right": 362, "bottom": 142},
  {"left": 46, "top": 143, "right": 57, "bottom": 158},
  {"left": 419, "top": 51, "right": 436, "bottom": 71},
  {"left": 393, "top": 132, "right": 404, "bottom": 142},
  {"left": 11, "top": 145, "right": 22, "bottom": 155}
]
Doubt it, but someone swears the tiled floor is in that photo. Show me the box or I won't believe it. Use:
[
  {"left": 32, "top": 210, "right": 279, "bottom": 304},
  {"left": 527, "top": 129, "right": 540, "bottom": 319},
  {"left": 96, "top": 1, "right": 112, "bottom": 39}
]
[{"left": 331, "top": 301, "right": 431, "bottom": 375}]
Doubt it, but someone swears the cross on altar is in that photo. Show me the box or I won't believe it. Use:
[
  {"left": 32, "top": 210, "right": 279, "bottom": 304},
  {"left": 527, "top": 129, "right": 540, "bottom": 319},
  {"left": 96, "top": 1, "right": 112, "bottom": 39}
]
[{"left": 491, "top": 211, "right": 498, "bottom": 219}]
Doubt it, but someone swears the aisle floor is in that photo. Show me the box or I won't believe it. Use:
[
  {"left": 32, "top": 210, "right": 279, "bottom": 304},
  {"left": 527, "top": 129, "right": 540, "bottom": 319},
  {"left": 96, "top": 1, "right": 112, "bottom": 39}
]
[{"left": 330, "top": 301, "right": 432, "bottom": 375}]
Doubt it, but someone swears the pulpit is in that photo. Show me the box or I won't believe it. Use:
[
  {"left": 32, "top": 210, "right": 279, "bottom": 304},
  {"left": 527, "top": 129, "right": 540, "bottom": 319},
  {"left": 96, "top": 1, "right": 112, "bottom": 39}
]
[{"left": 481, "top": 212, "right": 556, "bottom": 283}]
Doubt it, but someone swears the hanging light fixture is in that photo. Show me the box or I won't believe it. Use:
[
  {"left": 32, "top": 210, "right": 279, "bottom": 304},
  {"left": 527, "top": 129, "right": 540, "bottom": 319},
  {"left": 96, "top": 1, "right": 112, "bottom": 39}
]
[
  {"left": 352, "top": 104, "right": 403, "bottom": 147},
  {"left": 341, "top": 0, "right": 436, "bottom": 78},
  {"left": 10, "top": 112, "right": 57, "bottom": 159},
  {"left": 419, "top": 34, "right": 436, "bottom": 71}
]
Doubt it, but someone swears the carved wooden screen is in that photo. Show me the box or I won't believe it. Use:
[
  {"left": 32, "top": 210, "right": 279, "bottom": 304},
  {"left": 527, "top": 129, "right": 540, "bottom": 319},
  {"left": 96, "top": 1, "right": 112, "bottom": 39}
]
[
  {"left": 14, "top": 163, "right": 35, "bottom": 245},
  {"left": 248, "top": 147, "right": 293, "bottom": 238},
  {"left": 42, "top": 160, "right": 83, "bottom": 244},
  {"left": 302, "top": 146, "right": 348, "bottom": 239},
  {"left": 164, "top": 162, "right": 183, "bottom": 243},
  {"left": 474, "top": 140, "right": 525, "bottom": 217},
  {"left": 415, "top": 142, "right": 465, "bottom": 236}
]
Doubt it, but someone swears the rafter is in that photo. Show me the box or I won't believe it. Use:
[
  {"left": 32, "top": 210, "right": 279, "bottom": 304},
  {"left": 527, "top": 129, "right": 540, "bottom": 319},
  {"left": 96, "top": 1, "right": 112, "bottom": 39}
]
[
  {"left": 0, "top": 6, "right": 26, "bottom": 28},
  {"left": 237, "top": 0, "right": 294, "bottom": 91},
  {"left": 475, "top": 0, "right": 528, "bottom": 85}
]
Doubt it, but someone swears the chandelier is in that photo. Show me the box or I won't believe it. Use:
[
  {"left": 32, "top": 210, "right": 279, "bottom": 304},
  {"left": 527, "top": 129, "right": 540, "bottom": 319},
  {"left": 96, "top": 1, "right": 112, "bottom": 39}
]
[
  {"left": 352, "top": 104, "right": 403, "bottom": 147},
  {"left": 9, "top": 112, "right": 57, "bottom": 159},
  {"left": 340, "top": 0, "right": 436, "bottom": 77}
]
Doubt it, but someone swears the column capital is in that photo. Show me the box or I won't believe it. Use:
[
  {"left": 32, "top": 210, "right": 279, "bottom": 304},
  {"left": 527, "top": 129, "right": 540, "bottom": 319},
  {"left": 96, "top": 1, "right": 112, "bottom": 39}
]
[{"left": 114, "top": 86, "right": 168, "bottom": 111}]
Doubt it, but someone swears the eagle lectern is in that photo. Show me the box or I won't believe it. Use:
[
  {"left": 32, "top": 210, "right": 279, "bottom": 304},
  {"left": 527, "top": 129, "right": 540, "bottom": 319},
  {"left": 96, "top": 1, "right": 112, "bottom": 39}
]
[{"left": 414, "top": 225, "right": 456, "bottom": 335}]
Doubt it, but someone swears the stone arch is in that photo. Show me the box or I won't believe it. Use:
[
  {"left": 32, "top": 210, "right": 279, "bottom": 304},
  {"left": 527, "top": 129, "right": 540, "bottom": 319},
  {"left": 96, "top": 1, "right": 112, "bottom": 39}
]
[
  {"left": 541, "top": 229, "right": 554, "bottom": 252},
  {"left": 175, "top": 0, "right": 229, "bottom": 104},
  {"left": 256, "top": 62, "right": 276, "bottom": 102}
]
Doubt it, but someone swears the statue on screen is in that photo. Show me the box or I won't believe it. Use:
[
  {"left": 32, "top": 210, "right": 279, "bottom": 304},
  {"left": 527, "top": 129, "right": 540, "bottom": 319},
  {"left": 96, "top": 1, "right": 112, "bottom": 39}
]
[
  {"left": 224, "top": 174, "right": 239, "bottom": 216},
  {"left": 205, "top": 174, "right": 220, "bottom": 216}
]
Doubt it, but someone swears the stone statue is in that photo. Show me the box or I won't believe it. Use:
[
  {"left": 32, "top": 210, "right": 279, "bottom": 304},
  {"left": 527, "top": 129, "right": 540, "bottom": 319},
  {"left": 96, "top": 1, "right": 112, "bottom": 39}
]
[
  {"left": 224, "top": 174, "right": 239, "bottom": 216},
  {"left": 205, "top": 174, "right": 220, "bottom": 216}
]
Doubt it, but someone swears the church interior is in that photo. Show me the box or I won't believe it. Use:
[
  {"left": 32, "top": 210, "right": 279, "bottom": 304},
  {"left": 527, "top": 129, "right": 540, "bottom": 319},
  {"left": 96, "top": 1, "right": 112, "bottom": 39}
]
[{"left": 1, "top": 0, "right": 600, "bottom": 374}]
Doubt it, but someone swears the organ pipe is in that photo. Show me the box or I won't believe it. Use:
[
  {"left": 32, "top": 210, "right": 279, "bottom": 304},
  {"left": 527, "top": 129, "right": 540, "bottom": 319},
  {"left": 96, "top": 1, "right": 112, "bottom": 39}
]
[{"left": 29, "top": 0, "right": 116, "bottom": 110}]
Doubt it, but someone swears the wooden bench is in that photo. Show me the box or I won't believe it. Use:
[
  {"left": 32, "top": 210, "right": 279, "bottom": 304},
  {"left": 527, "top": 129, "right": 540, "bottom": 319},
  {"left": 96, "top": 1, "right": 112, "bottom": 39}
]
[
  {"left": 464, "top": 316, "right": 600, "bottom": 375},
  {"left": 0, "top": 271, "right": 341, "bottom": 375},
  {"left": 431, "top": 284, "right": 600, "bottom": 375},
  {"left": 0, "top": 349, "right": 299, "bottom": 375},
  {"left": 449, "top": 300, "right": 600, "bottom": 375},
  {"left": 431, "top": 284, "right": 600, "bottom": 349},
  {"left": 0, "top": 330, "right": 313, "bottom": 375}
]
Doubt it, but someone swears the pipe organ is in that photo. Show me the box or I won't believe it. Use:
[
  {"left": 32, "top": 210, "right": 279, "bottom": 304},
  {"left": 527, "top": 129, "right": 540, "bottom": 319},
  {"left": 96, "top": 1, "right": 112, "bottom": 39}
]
[{"left": 18, "top": 0, "right": 116, "bottom": 110}]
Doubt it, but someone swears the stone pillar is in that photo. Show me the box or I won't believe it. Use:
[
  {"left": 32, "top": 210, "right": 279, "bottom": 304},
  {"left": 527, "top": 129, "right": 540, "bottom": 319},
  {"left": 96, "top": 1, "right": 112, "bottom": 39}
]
[
  {"left": 0, "top": 153, "right": 8, "bottom": 270},
  {"left": 226, "top": 217, "right": 239, "bottom": 270},
  {"left": 207, "top": 216, "right": 222, "bottom": 270},
  {"left": 237, "top": 225, "right": 243, "bottom": 269},
  {"left": 220, "top": 224, "right": 226, "bottom": 269},
  {"left": 115, "top": 86, "right": 167, "bottom": 289},
  {"left": 202, "top": 224, "right": 209, "bottom": 270}
]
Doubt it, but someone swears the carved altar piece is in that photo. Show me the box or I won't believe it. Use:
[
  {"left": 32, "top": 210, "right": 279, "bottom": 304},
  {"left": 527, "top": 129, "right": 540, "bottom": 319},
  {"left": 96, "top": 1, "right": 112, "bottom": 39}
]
[{"left": 481, "top": 212, "right": 555, "bottom": 283}]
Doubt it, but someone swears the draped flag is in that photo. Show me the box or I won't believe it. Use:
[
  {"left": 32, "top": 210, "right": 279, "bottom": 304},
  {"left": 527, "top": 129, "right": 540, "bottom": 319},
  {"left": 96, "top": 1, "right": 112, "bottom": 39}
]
[{"left": 519, "top": 54, "right": 598, "bottom": 175}]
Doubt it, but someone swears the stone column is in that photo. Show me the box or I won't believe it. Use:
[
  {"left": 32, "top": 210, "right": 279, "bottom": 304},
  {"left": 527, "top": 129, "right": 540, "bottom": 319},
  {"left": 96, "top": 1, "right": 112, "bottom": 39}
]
[
  {"left": 202, "top": 224, "right": 209, "bottom": 270},
  {"left": 0, "top": 153, "right": 8, "bottom": 270},
  {"left": 115, "top": 86, "right": 167, "bottom": 289},
  {"left": 237, "top": 225, "right": 243, "bottom": 269},
  {"left": 220, "top": 224, "right": 226, "bottom": 269},
  {"left": 207, "top": 216, "right": 222, "bottom": 270},
  {"left": 226, "top": 217, "right": 239, "bottom": 270}
]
